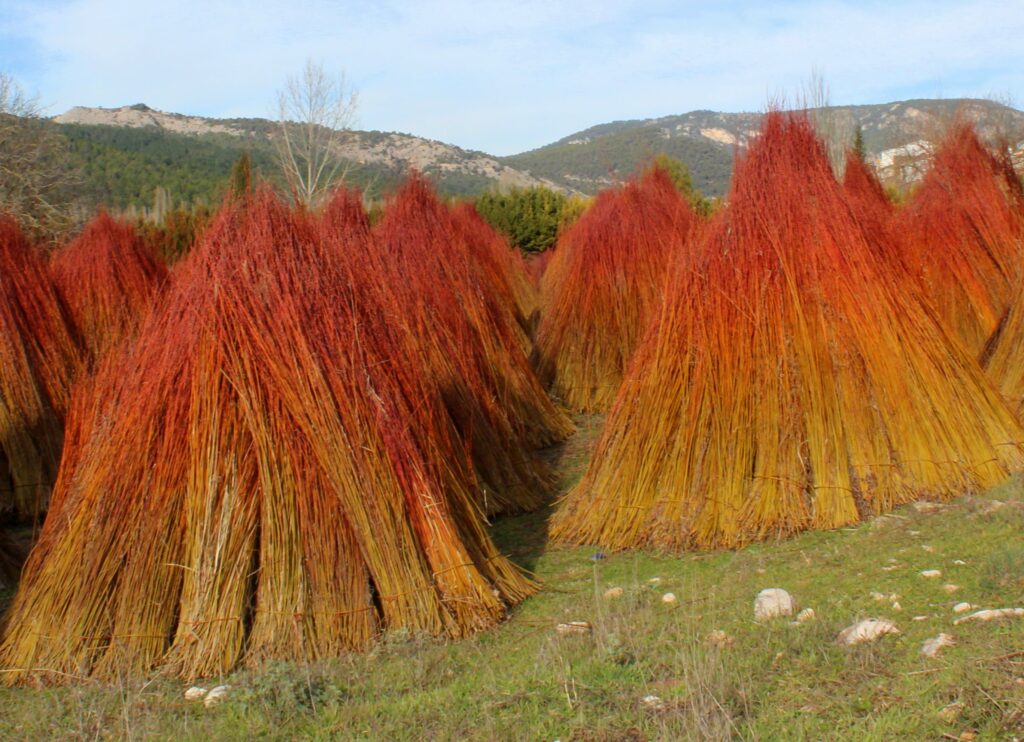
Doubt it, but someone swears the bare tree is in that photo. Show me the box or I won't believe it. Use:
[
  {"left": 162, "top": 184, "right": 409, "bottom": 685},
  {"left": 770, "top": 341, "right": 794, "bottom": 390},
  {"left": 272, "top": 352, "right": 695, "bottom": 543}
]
[
  {"left": 803, "top": 70, "right": 855, "bottom": 177},
  {"left": 0, "top": 72, "right": 79, "bottom": 239},
  {"left": 275, "top": 60, "right": 359, "bottom": 207}
]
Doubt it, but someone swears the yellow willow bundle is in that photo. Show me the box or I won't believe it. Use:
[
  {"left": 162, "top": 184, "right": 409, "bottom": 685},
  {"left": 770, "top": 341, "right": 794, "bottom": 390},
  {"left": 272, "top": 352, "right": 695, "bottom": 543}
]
[
  {"left": 0, "top": 216, "right": 82, "bottom": 523},
  {"left": 537, "top": 166, "right": 699, "bottom": 412},
  {"left": 0, "top": 191, "right": 534, "bottom": 685},
  {"left": 552, "top": 111, "right": 1024, "bottom": 553}
]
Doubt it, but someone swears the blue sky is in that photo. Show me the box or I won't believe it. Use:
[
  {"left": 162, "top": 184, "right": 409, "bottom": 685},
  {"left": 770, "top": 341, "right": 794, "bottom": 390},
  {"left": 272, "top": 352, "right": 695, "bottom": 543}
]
[{"left": 1, "top": 0, "right": 1022, "bottom": 155}]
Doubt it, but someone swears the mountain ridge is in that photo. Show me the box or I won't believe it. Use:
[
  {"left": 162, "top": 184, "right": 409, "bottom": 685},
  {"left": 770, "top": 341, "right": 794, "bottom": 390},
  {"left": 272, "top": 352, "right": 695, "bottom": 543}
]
[{"left": 51, "top": 98, "right": 1024, "bottom": 209}]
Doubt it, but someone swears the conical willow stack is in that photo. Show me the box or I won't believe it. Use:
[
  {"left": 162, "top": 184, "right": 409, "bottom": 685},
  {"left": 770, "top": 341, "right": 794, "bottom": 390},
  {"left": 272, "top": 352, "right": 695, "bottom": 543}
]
[
  {"left": 898, "top": 122, "right": 1024, "bottom": 355},
  {"left": 0, "top": 191, "right": 534, "bottom": 685},
  {"left": 51, "top": 211, "right": 167, "bottom": 364},
  {"left": 552, "top": 112, "right": 1024, "bottom": 553},
  {"left": 371, "top": 175, "right": 571, "bottom": 515},
  {"left": 0, "top": 216, "right": 81, "bottom": 523},
  {"left": 537, "top": 166, "right": 699, "bottom": 412}
]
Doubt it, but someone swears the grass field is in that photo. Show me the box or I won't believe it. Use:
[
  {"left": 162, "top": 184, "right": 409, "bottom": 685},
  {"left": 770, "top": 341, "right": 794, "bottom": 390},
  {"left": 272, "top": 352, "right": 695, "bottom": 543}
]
[{"left": 1, "top": 415, "right": 1023, "bottom": 741}]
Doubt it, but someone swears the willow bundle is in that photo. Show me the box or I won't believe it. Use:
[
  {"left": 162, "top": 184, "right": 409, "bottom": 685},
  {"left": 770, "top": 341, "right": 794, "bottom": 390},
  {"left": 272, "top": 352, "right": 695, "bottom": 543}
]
[
  {"left": 898, "top": 122, "right": 1024, "bottom": 355},
  {"left": 371, "top": 176, "right": 572, "bottom": 516},
  {"left": 0, "top": 190, "right": 534, "bottom": 684},
  {"left": 450, "top": 202, "right": 540, "bottom": 335},
  {"left": 552, "top": 112, "right": 1024, "bottom": 553},
  {"left": 50, "top": 212, "right": 167, "bottom": 364},
  {"left": 0, "top": 217, "right": 81, "bottom": 522},
  {"left": 536, "top": 166, "right": 698, "bottom": 412}
]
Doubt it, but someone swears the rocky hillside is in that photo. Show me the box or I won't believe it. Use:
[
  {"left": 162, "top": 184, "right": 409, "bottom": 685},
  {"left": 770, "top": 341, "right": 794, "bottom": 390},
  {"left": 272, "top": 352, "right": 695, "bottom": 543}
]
[
  {"left": 502, "top": 99, "right": 1024, "bottom": 196},
  {"left": 51, "top": 99, "right": 1024, "bottom": 210},
  {"left": 53, "top": 104, "right": 562, "bottom": 209}
]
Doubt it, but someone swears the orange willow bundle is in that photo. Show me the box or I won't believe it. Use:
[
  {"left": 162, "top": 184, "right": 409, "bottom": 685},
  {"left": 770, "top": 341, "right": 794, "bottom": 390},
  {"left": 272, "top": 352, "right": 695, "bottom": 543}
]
[
  {"left": 553, "top": 112, "right": 1024, "bottom": 553},
  {"left": 0, "top": 217, "right": 81, "bottom": 523},
  {"left": 536, "top": 166, "right": 698, "bottom": 412},
  {"left": 371, "top": 176, "right": 571, "bottom": 516},
  {"left": 0, "top": 191, "right": 534, "bottom": 684},
  {"left": 898, "top": 122, "right": 1024, "bottom": 355},
  {"left": 51, "top": 212, "right": 168, "bottom": 364}
]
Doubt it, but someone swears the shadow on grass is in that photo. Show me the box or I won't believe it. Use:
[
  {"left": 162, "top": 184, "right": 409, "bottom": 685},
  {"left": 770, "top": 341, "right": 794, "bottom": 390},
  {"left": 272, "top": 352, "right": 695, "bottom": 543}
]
[{"left": 490, "top": 413, "right": 607, "bottom": 573}]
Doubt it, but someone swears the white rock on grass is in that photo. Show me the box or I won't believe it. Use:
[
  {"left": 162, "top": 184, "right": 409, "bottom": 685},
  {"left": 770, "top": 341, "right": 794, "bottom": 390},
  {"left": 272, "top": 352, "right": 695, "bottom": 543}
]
[
  {"left": 837, "top": 619, "right": 900, "bottom": 645},
  {"left": 920, "top": 569, "right": 942, "bottom": 579},
  {"left": 754, "top": 588, "right": 794, "bottom": 621},
  {"left": 640, "top": 694, "right": 665, "bottom": 711},
  {"left": 604, "top": 587, "right": 624, "bottom": 599},
  {"left": 556, "top": 621, "right": 592, "bottom": 635},
  {"left": 661, "top": 592, "right": 677, "bottom": 604},
  {"left": 647, "top": 577, "right": 662, "bottom": 585},
  {"left": 953, "top": 602, "right": 972, "bottom": 614},
  {"left": 953, "top": 607, "right": 1024, "bottom": 625},
  {"left": 912, "top": 615, "right": 930, "bottom": 621},
  {"left": 891, "top": 601, "right": 902, "bottom": 612},
  {"left": 942, "top": 584, "right": 960, "bottom": 594},
  {"left": 953, "top": 559, "right": 967, "bottom": 565},
  {"left": 204, "top": 685, "right": 231, "bottom": 708},
  {"left": 795, "top": 608, "right": 816, "bottom": 624},
  {"left": 921, "top": 633, "right": 955, "bottom": 658},
  {"left": 184, "top": 686, "right": 207, "bottom": 701}
]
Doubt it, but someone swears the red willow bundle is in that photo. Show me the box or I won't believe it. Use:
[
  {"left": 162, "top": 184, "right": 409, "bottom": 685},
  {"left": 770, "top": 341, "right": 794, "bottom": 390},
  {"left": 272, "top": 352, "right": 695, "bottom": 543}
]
[
  {"left": 50, "top": 212, "right": 168, "bottom": 364},
  {"left": 370, "top": 175, "right": 572, "bottom": 516},
  {"left": 536, "top": 166, "right": 699, "bottom": 412},
  {"left": 450, "top": 202, "right": 540, "bottom": 337},
  {"left": 0, "top": 216, "right": 81, "bottom": 523},
  {"left": 898, "top": 122, "right": 1024, "bottom": 356},
  {"left": 0, "top": 190, "right": 534, "bottom": 684},
  {"left": 527, "top": 248, "right": 555, "bottom": 286},
  {"left": 553, "top": 112, "right": 1024, "bottom": 553}
]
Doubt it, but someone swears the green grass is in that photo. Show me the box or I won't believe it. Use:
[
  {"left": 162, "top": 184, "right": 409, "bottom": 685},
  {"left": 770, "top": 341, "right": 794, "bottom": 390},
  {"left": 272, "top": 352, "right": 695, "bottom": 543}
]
[{"left": 2, "top": 417, "right": 1023, "bottom": 740}]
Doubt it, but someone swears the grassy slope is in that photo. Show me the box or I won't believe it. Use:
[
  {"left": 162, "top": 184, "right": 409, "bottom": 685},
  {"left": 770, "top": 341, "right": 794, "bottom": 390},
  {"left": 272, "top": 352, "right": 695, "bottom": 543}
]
[{"left": 1, "top": 416, "right": 1023, "bottom": 741}]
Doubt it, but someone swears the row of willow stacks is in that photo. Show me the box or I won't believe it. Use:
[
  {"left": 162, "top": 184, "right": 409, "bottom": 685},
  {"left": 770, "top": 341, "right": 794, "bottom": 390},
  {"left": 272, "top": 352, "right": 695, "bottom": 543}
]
[
  {"left": 0, "top": 179, "right": 563, "bottom": 683},
  {"left": 549, "top": 111, "right": 1024, "bottom": 552}
]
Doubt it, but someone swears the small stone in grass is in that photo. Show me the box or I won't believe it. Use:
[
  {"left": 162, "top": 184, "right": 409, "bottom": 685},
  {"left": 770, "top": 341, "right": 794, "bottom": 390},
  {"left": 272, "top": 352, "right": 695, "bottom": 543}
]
[
  {"left": 705, "top": 629, "right": 734, "bottom": 649},
  {"left": 837, "top": 618, "right": 899, "bottom": 645},
  {"left": 640, "top": 694, "right": 665, "bottom": 711},
  {"left": 556, "top": 621, "right": 592, "bottom": 635},
  {"left": 938, "top": 701, "right": 964, "bottom": 723},
  {"left": 892, "top": 601, "right": 902, "bottom": 611},
  {"left": 647, "top": 577, "right": 662, "bottom": 585},
  {"left": 604, "top": 587, "right": 624, "bottom": 599},
  {"left": 184, "top": 686, "right": 207, "bottom": 701},
  {"left": 662, "top": 592, "right": 677, "bottom": 604},
  {"left": 204, "top": 685, "right": 231, "bottom": 708},
  {"left": 922, "top": 544, "right": 935, "bottom": 553},
  {"left": 942, "top": 584, "right": 960, "bottom": 594},
  {"left": 921, "top": 633, "right": 955, "bottom": 658},
  {"left": 920, "top": 569, "right": 942, "bottom": 578},
  {"left": 912, "top": 615, "right": 930, "bottom": 621},
  {"left": 754, "top": 588, "right": 794, "bottom": 620},
  {"left": 953, "top": 602, "right": 972, "bottom": 614},
  {"left": 953, "top": 559, "right": 966, "bottom": 565},
  {"left": 795, "top": 608, "right": 816, "bottom": 623},
  {"left": 953, "top": 607, "right": 1024, "bottom": 625}
]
